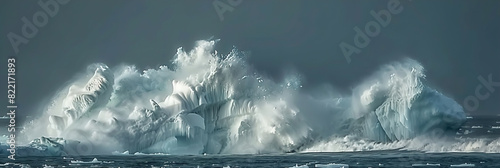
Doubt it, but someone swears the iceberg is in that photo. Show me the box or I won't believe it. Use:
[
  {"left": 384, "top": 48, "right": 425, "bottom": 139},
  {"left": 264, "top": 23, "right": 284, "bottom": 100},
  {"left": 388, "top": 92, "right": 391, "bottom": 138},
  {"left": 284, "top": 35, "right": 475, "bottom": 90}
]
[{"left": 17, "top": 40, "right": 467, "bottom": 155}]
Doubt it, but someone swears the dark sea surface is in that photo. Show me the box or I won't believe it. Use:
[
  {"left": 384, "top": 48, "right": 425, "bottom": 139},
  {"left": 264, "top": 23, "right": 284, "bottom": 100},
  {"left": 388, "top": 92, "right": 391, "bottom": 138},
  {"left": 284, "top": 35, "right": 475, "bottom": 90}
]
[
  {"left": 457, "top": 115, "right": 500, "bottom": 138},
  {"left": 1, "top": 152, "right": 499, "bottom": 168}
]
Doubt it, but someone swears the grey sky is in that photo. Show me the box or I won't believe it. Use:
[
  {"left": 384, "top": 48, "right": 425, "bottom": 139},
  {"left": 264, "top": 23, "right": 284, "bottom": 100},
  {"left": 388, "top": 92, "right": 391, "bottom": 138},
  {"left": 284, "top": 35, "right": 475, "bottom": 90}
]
[{"left": 1, "top": 0, "right": 499, "bottom": 133}]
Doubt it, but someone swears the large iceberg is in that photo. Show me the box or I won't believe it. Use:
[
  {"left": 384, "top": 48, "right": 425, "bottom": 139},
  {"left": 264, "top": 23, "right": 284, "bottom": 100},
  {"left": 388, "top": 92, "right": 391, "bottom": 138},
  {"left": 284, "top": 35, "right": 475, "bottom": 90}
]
[
  {"left": 16, "top": 40, "right": 467, "bottom": 155},
  {"left": 348, "top": 59, "right": 466, "bottom": 142}
]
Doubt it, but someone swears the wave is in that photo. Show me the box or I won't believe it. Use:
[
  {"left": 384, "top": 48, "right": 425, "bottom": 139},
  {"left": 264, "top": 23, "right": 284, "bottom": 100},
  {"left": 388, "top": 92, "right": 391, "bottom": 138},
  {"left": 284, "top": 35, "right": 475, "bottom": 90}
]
[
  {"left": 304, "top": 135, "right": 500, "bottom": 153},
  {"left": 16, "top": 39, "right": 479, "bottom": 155}
]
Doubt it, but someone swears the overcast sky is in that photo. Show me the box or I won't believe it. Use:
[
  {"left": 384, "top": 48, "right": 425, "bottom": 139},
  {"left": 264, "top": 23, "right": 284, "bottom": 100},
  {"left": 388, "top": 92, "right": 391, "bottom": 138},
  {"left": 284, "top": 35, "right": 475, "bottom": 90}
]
[{"left": 1, "top": 0, "right": 499, "bottom": 132}]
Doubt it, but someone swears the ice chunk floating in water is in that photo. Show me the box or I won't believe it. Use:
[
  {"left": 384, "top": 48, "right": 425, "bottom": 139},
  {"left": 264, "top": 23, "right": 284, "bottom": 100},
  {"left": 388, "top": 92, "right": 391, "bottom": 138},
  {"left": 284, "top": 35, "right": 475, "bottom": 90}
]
[
  {"left": 315, "top": 163, "right": 349, "bottom": 168},
  {"left": 450, "top": 163, "right": 475, "bottom": 167},
  {"left": 20, "top": 40, "right": 468, "bottom": 155}
]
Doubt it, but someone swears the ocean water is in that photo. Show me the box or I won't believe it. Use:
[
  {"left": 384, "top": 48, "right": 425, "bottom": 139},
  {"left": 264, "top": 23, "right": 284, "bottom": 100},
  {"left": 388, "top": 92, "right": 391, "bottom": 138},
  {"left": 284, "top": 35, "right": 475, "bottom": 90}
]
[{"left": 1, "top": 151, "right": 500, "bottom": 167}]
